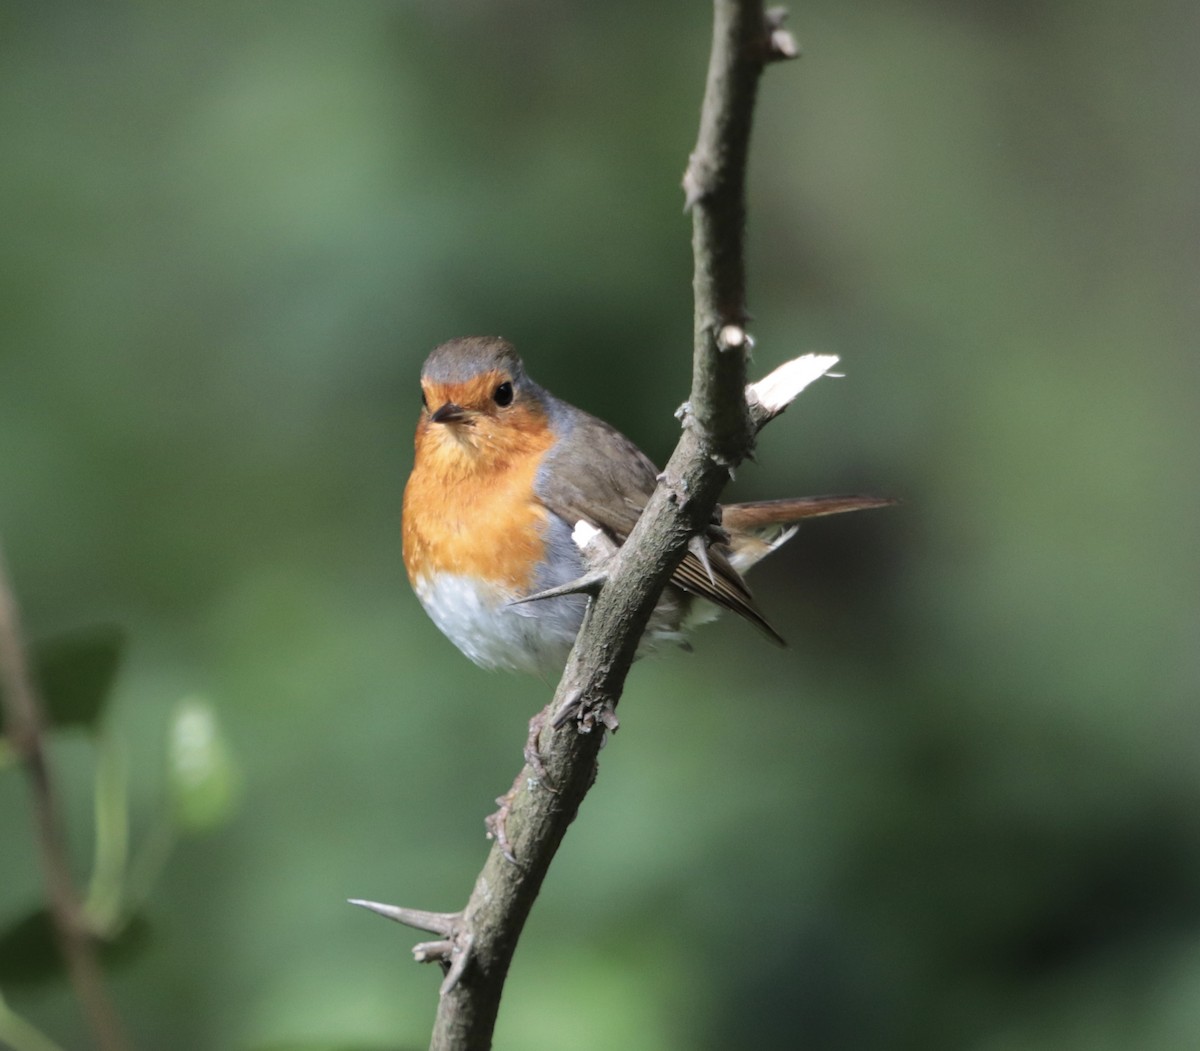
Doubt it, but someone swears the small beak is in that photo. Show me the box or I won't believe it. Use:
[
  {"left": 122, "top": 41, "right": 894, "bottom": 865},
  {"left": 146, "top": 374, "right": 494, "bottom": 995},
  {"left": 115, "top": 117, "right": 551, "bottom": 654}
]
[{"left": 429, "top": 401, "right": 467, "bottom": 424}]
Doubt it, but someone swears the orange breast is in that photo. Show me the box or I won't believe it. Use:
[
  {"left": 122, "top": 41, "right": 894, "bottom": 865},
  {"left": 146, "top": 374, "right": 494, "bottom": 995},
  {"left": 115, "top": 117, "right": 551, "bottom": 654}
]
[{"left": 402, "top": 411, "right": 557, "bottom": 595}]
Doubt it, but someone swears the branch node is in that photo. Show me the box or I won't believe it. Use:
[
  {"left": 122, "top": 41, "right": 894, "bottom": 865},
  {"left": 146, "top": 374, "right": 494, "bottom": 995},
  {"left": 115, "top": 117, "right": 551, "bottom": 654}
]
[
  {"left": 707, "top": 447, "right": 739, "bottom": 473},
  {"left": 765, "top": 7, "right": 800, "bottom": 61},
  {"left": 681, "top": 154, "right": 711, "bottom": 211},
  {"left": 717, "top": 324, "right": 754, "bottom": 352},
  {"left": 413, "top": 938, "right": 453, "bottom": 964}
]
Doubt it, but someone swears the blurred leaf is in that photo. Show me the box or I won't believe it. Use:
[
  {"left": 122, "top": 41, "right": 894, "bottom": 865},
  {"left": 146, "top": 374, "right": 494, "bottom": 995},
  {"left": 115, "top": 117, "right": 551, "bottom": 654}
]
[
  {"left": 168, "top": 698, "right": 241, "bottom": 833},
  {"left": 98, "top": 912, "right": 153, "bottom": 971},
  {"left": 85, "top": 733, "right": 131, "bottom": 935},
  {"left": 0, "top": 911, "right": 58, "bottom": 986},
  {"left": 14, "top": 626, "right": 125, "bottom": 733},
  {"left": 0, "top": 908, "right": 151, "bottom": 987}
]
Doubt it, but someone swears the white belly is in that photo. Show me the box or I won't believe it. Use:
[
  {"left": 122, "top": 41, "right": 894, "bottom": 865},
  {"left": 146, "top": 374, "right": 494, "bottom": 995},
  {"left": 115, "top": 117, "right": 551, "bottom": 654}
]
[{"left": 412, "top": 572, "right": 586, "bottom": 678}]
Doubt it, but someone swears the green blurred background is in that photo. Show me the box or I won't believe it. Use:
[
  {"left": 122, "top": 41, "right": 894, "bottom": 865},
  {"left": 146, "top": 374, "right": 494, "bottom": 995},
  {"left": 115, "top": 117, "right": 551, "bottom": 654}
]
[{"left": 2, "top": 2, "right": 1198, "bottom": 1049}]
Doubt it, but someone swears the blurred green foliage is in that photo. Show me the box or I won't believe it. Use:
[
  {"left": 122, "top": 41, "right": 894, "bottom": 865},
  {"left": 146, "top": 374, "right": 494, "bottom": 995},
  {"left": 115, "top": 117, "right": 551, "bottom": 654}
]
[
  {"left": 1, "top": 1, "right": 1197, "bottom": 1049},
  {"left": 26, "top": 626, "right": 124, "bottom": 732}
]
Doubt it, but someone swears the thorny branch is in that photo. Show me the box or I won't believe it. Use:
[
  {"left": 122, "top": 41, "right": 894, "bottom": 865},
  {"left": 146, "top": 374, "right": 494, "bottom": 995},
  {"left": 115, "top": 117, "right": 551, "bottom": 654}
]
[{"left": 357, "top": 4, "right": 804, "bottom": 1049}]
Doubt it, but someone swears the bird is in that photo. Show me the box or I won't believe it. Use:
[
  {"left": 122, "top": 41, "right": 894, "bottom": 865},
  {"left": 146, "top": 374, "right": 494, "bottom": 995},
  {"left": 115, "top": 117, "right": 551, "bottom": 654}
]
[{"left": 402, "top": 335, "right": 890, "bottom": 679}]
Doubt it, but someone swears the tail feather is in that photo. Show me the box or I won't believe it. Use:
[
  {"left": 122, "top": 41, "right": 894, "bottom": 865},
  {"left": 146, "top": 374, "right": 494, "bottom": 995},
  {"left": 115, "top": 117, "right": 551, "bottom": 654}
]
[
  {"left": 722, "top": 494, "right": 895, "bottom": 573},
  {"left": 722, "top": 494, "right": 896, "bottom": 532}
]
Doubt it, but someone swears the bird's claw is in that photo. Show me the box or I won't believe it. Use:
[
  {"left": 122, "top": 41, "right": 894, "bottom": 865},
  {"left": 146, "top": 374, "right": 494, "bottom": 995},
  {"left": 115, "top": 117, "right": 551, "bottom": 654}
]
[
  {"left": 552, "top": 689, "right": 619, "bottom": 735},
  {"left": 485, "top": 708, "right": 563, "bottom": 864},
  {"left": 485, "top": 785, "right": 520, "bottom": 865},
  {"left": 523, "top": 709, "right": 554, "bottom": 789}
]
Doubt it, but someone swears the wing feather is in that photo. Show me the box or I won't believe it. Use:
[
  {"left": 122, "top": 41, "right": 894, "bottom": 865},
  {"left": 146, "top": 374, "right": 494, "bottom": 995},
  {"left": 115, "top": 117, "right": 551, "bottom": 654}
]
[{"left": 534, "top": 406, "right": 783, "bottom": 644}]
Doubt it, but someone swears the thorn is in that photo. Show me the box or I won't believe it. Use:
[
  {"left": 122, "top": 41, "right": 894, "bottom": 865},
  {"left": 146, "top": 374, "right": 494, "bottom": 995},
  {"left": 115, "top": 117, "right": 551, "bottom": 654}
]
[
  {"left": 703, "top": 515, "right": 730, "bottom": 548},
  {"left": 440, "top": 932, "right": 474, "bottom": 995},
  {"left": 347, "top": 900, "right": 458, "bottom": 937},
  {"left": 688, "top": 534, "right": 717, "bottom": 587},
  {"left": 551, "top": 689, "right": 584, "bottom": 730},
  {"left": 507, "top": 571, "right": 606, "bottom": 606}
]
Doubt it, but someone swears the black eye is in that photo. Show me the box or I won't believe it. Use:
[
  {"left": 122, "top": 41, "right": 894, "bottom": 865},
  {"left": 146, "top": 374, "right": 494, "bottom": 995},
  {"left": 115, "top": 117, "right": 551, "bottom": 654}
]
[{"left": 493, "top": 381, "right": 513, "bottom": 407}]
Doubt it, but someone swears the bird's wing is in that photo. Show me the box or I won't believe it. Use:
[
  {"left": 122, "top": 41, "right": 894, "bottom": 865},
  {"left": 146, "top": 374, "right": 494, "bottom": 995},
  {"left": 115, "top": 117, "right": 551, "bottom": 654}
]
[{"left": 534, "top": 408, "right": 784, "bottom": 645}]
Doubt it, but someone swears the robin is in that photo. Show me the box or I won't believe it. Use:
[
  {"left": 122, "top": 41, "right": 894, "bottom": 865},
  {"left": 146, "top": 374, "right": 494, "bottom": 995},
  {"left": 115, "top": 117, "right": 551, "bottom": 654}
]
[{"left": 402, "top": 335, "right": 889, "bottom": 679}]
